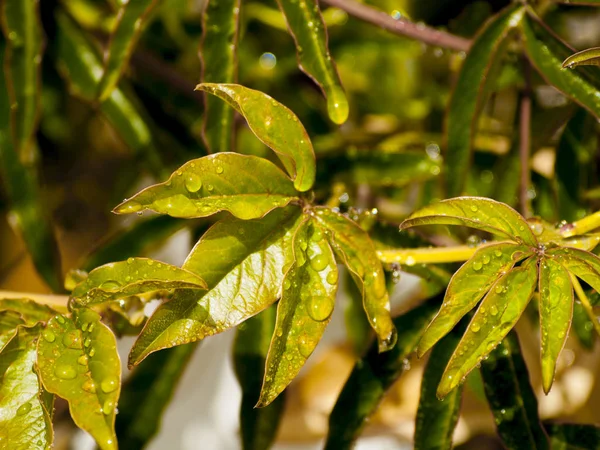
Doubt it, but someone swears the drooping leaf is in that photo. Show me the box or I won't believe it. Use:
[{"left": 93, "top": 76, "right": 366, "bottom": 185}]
[
  {"left": 116, "top": 342, "right": 198, "bottom": 450},
  {"left": 97, "top": 0, "right": 161, "bottom": 102},
  {"left": 234, "top": 307, "right": 285, "bottom": 450},
  {"left": 258, "top": 217, "right": 338, "bottom": 406},
  {"left": 313, "top": 207, "right": 396, "bottom": 352},
  {"left": 417, "top": 242, "right": 531, "bottom": 357},
  {"left": 114, "top": 153, "right": 299, "bottom": 220},
  {"left": 37, "top": 309, "right": 121, "bottom": 450},
  {"left": 275, "top": 0, "right": 348, "bottom": 124},
  {"left": 1, "top": 0, "right": 43, "bottom": 162},
  {"left": 480, "top": 331, "right": 549, "bottom": 450},
  {"left": 438, "top": 258, "right": 538, "bottom": 398},
  {"left": 129, "top": 206, "right": 302, "bottom": 366},
  {"left": 414, "top": 325, "right": 464, "bottom": 450},
  {"left": 521, "top": 12, "right": 600, "bottom": 119},
  {"left": 563, "top": 47, "right": 600, "bottom": 69},
  {"left": 400, "top": 197, "right": 538, "bottom": 246},
  {"left": 0, "top": 326, "right": 53, "bottom": 450},
  {"left": 549, "top": 247, "right": 600, "bottom": 293},
  {"left": 200, "top": 0, "right": 241, "bottom": 152},
  {"left": 324, "top": 297, "right": 440, "bottom": 450},
  {"left": 545, "top": 423, "right": 600, "bottom": 450},
  {"left": 538, "top": 257, "right": 573, "bottom": 394},
  {"left": 445, "top": 4, "right": 525, "bottom": 196},
  {"left": 71, "top": 257, "right": 207, "bottom": 306},
  {"left": 195, "top": 84, "right": 316, "bottom": 192}
]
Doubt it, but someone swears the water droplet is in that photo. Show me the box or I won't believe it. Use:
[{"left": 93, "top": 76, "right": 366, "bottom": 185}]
[
  {"left": 82, "top": 379, "right": 96, "bottom": 393},
  {"left": 89, "top": 347, "right": 96, "bottom": 357},
  {"left": 405, "top": 255, "right": 416, "bottom": 266},
  {"left": 473, "top": 261, "right": 483, "bottom": 271},
  {"left": 101, "top": 377, "right": 119, "bottom": 393},
  {"left": 327, "top": 87, "right": 349, "bottom": 124},
  {"left": 62, "top": 332, "right": 82, "bottom": 349},
  {"left": 81, "top": 322, "right": 89, "bottom": 332},
  {"left": 311, "top": 227, "right": 324, "bottom": 242},
  {"left": 283, "top": 278, "right": 291, "bottom": 290},
  {"left": 78, "top": 355, "right": 89, "bottom": 365},
  {"left": 494, "top": 250, "right": 502, "bottom": 258},
  {"left": 470, "top": 205, "right": 478, "bottom": 212},
  {"left": 326, "top": 271, "right": 337, "bottom": 285},
  {"left": 490, "top": 305, "right": 499, "bottom": 316},
  {"left": 310, "top": 254, "right": 329, "bottom": 272},
  {"left": 121, "top": 201, "right": 142, "bottom": 213},
  {"left": 308, "top": 296, "right": 334, "bottom": 322},
  {"left": 298, "top": 334, "right": 313, "bottom": 358},
  {"left": 482, "top": 255, "right": 491, "bottom": 265},
  {"left": 88, "top": 323, "right": 95, "bottom": 333},
  {"left": 55, "top": 364, "right": 77, "bottom": 380},
  {"left": 84, "top": 338, "right": 91, "bottom": 348},
  {"left": 55, "top": 316, "right": 65, "bottom": 324},
  {"left": 471, "top": 322, "right": 481, "bottom": 333},
  {"left": 16, "top": 403, "right": 31, "bottom": 416},
  {"left": 100, "top": 280, "right": 121, "bottom": 291},
  {"left": 495, "top": 285, "right": 504, "bottom": 294},
  {"left": 216, "top": 166, "right": 224, "bottom": 174},
  {"left": 42, "top": 330, "right": 56, "bottom": 343},
  {"left": 558, "top": 330, "right": 565, "bottom": 339},
  {"left": 102, "top": 400, "right": 114, "bottom": 415},
  {"left": 207, "top": 184, "right": 214, "bottom": 192}
]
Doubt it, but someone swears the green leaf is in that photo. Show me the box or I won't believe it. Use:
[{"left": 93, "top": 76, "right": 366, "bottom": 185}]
[
  {"left": 97, "top": 0, "right": 161, "bottom": 102},
  {"left": 563, "top": 47, "right": 600, "bottom": 69},
  {"left": 521, "top": 11, "right": 600, "bottom": 119},
  {"left": 195, "top": 84, "right": 316, "bottom": 192},
  {"left": 571, "top": 301, "right": 594, "bottom": 349},
  {"left": 37, "top": 309, "right": 121, "bottom": 450},
  {"left": 234, "top": 307, "right": 284, "bottom": 450},
  {"left": 71, "top": 257, "right": 207, "bottom": 306},
  {"left": 548, "top": 247, "right": 600, "bottom": 293},
  {"left": 0, "top": 298, "right": 56, "bottom": 326},
  {"left": 0, "top": 326, "right": 53, "bottom": 450},
  {"left": 545, "top": 423, "right": 600, "bottom": 450},
  {"left": 438, "top": 258, "right": 538, "bottom": 398},
  {"left": 342, "top": 272, "right": 372, "bottom": 356},
  {"left": 324, "top": 297, "right": 440, "bottom": 450},
  {"left": 128, "top": 206, "right": 302, "bottom": 366},
  {"left": 414, "top": 327, "right": 464, "bottom": 450},
  {"left": 400, "top": 197, "right": 538, "bottom": 246},
  {"left": 417, "top": 242, "right": 531, "bottom": 357},
  {"left": 115, "top": 342, "right": 198, "bottom": 450},
  {"left": 275, "top": 0, "right": 348, "bottom": 124},
  {"left": 538, "top": 257, "right": 573, "bottom": 394},
  {"left": 114, "top": 153, "right": 299, "bottom": 220},
  {"left": 0, "top": 311, "right": 24, "bottom": 352},
  {"left": 257, "top": 217, "right": 338, "bottom": 406},
  {"left": 313, "top": 207, "right": 396, "bottom": 352},
  {"left": 1, "top": 0, "right": 43, "bottom": 162},
  {"left": 480, "top": 331, "right": 549, "bottom": 450},
  {"left": 445, "top": 4, "right": 525, "bottom": 197},
  {"left": 200, "top": 0, "right": 241, "bottom": 152}
]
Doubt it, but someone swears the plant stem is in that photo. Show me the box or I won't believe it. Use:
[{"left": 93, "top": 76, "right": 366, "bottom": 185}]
[
  {"left": 519, "top": 57, "right": 532, "bottom": 218},
  {"left": 560, "top": 210, "right": 600, "bottom": 238},
  {"left": 320, "top": 0, "right": 471, "bottom": 52},
  {"left": 377, "top": 244, "right": 484, "bottom": 265},
  {"left": 0, "top": 290, "right": 69, "bottom": 311},
  {"left": 570, "top": 275, "right": 600, "bottom": 337}
]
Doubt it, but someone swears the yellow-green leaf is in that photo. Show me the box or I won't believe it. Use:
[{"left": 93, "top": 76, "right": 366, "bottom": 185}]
[
  {"left": 195, "top": 84, "right": 316, "bottom": 192},
  {"left": 313, "top": 207, "right": 396, "bottom": 352},
  {"left": 400, "top": 197, "right": 538, "bottom": 246},
  {"left": 538, "top": 257, "right": 573, "bottom": 394},
  {"left": 275, "top": 0, "right": 348, "bottom": 124},
  {"left": 71, "top": 257, "right": 207, "bottom": 306},
  {"left": 37, "top": 310, "right": 121, "bottom": 450},
  {"left": 417, "top": 242, "right": 531, "bottom": 357},
  {"left": 549, "top": 247, "right": 600, "bottom": 293},
  {"left": 128, "top": 206, "right": 302, "bottom": 366},
  {"left": 114, "top": 153, "right": 299, "bottom": 220},
  {"left": 0, "top": 298, "right": 56, "bottom": 326},
  {"left": 258, "top": 217, "right": 338, "bottom": 406},
  {"left": 0, "top": 326, "right": 53, "bottom": 450},
  {"left": 0, "top": 311, "right": 24, "bottom": 352},
  {"left": 438, "top": 258, "right": 538, "bottom": 398},
  {"left": 563, "top": 47, "right": 600, "bottom": 69}
]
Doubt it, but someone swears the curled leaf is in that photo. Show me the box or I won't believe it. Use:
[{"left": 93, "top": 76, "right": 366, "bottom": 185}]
[{"left": 562, "top": 47, "right": 600, "bottom": 69}]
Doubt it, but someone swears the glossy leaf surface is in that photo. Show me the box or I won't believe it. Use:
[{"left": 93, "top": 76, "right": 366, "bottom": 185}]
[
  {"left": 196, "top": 84, "right": 315, "bottom": 192},
  {"left": 538, "top": 257, "right": 573, "bottom": 393},
  {"left": 480, "top": 332, "right": 549, "bottom": 450},
  {"left": 37, "top": 310, "right": 121, "bottom": 450},
  {"left": 313, "top": 207, "right": 395, "bottom": 352},
  {"left": 445, "top": 4, "right": 524, "bottom": 196},
  {"left": 0, "top": 326, "right": 53, "bottom": 450},
  {"left": 0, "top": 311, "right": 23, "bottom": 352},
  {"left": 0, "top": 298, "right": 55, "bottom": 325},
  {"left": 549, "top": 247, "right": 600, "bottom": 293},
  {"left": 200, "top": 0, "right": 240, "bottom": 152},
  {"left": 71, "top": 257, "right": 207, "bottom": 305},
  {"left": 114, "top": 153, "right": 299, "bottom": 220},
  {"left": 401, "top": 197, "right": 538, "bottom": 245},
  {"left": 129, "top": 207, "right": 302, "bottom": 365},
  {"left": 563, "top": 47, "right": 600, "bottom": 69},
  {"left": 438, "top": 258, "right": 538, "bottom": 398},
  {"left": 258, "top": 218, "right": 338, "bottom": 406},
  {"left": 418, "top": 242, "right": 530, "bottom": 357},
  {"left": 275, "top": 0, "right": 348, "bottom": 124},
  {"left": 97, "top": 0, "right": 161, "bottom": 101}
]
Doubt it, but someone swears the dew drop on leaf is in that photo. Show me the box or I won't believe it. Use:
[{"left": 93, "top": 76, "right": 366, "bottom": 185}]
[
  {"left": 326, "top": 271, "right": 337, "bottom": 285},
  {"left": 16, "top": 402, "right": 31, "bottom": 416},
  {"left": 55, "top": 364, "right": 77, "bottom": 380},
  {"left": 42, "top": 330, "right": 55, "bottom": 343},
  {"left": 100, "top": 280, "right": 121, "bottom": 290},
  {"left": 470, "top": 205, "right": 478, "bottom": 212},
  {"left": 473, "top": 261, "right": 483, "bottom": 271},
  {"left": 101, "top": 377, "right": 119, "bottom": 393},
  {"left": 82, "top": 380, "right": 96, "bottom": 393},
  {"left": 490, "top": 305, "right": 498, "bottom": 316},
  {"left": 62, "top": 331, "right": 82, "bottom": 349},
  {"left": 102, "top": 400, "right": 114, "bottom": 415},
  {"left": 77, "top": 354, "right": 89, "bottom": 366},
  {"left": 216, "top": 166, "right": 224, "bottom": 174},
  {"left": 471, "top": 322, "right": 481, "bottom": 333},
  {"left": 55, "top": 315, "right": 66, "bottom": 324},
  {"left": 298, "top": 334, "right": 313, "bottom": 357},
  {"left": 326, "top": 86, "right": 349, "bottom": 124},
  {"left": 310, "top": 254, "right": 328, "bottom": 272},
  {"left": 308, "top": 296, "right": 334, "bottom": 321}
]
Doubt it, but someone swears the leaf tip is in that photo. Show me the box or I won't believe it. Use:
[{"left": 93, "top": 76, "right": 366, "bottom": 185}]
[{"left": 112, "top": 199, "right": 142, "bottom": 215}]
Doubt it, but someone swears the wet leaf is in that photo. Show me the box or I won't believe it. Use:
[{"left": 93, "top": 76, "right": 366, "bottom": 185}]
[
  {"left": 97, "top": 0, "right": 161, "bottom": 102},
  {"left": 549, "top": 247, "right": 600, "bottom": 293},
  {"left": 480, "top": 331, "right": 549, "bottom": 450},
  {"left": 200, "top": 0, "right": 241, "bottom": 152},
  {"left": 562, "top": 47, "right": 600, "bottom": 69},
  {"left": 71, "top": 257, "right": 207, "bottom": 306},
  {"left": 37, "top": 309, "right": 121, "bottom": 450},
  {"left": 445, "top": 4, "right": 525, "bottom": 196},
  {"left": 400, "top": 197, "right": 538, "bottom": 246},
  {"left": 324, "top": 297, "right": 440, "bottom": 450},
  {"left": 196, "top": 84, "right": 316, "bottom": 192},
  {"left": 258, "top": 218, "right": 338, "bottom": 406},
  {"left": 313, "top": 207, "right": 396, "bottom": 352},
  {"left": 417, "top": 242, "right": 531, "bottom": 357},
  {"left": 116, "top": 342, "right": 198, "bottom": 450},
  {"left": 0, "top": 311, "right": 24, "bottom": 352},
  {"left": 545, "top": 423, "right": 600, "bottom": 449},
  {"left": 234, "top": 307, "right": 284, "bottom": 450},
  {"left": 438, "top": 258, "right": 538, "bottom": 398},
  {"left": 0, "top": 326, "right": 53, "bottom": 450},
  {"left": 521, "top": 12, "right": 600, "bottom": 119},
  {"left": 0, "top": 298, "right": 56, "bottom": 326},
  {"left": 538, "top": 257, "right": 573, "bottom": 394},
  {"left": 129, "top": 206, "right": 302, "bottom": 366},
  {"left": 275, "top": 0, "right": 348, "bottom": 124},
  {"left": 114, "top": 153, "right": 299, "bottom": 220}
]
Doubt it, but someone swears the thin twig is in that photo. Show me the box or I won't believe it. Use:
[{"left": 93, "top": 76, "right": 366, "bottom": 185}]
[
  {"left": 320, "top": 0, "right": 471, "bottom": 52},
  {"left": 519, "top": 57, "right": 532, "bottom": 218}
]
